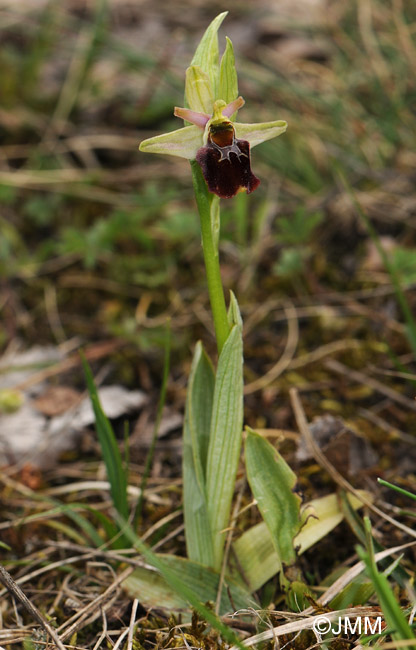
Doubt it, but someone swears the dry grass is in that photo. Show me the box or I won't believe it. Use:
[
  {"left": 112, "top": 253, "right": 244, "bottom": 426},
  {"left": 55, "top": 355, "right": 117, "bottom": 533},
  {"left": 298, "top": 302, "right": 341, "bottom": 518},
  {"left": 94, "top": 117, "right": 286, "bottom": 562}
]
[{"left": 0, "top": 0, "right": 415, "bottom": 647}]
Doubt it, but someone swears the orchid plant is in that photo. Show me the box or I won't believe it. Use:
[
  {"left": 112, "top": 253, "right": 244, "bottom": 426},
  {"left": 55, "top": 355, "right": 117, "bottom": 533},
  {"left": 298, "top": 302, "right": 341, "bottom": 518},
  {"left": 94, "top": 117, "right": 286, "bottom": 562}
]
[
  {"left": 140, "top": 11, "right": 302, "bottom": 582},
  {"left": 123, "top": 12, "right": 368, "bottom": 614},
  {"left": 140, "top": 13, "right": 287, "bottom": 354},
  {"left": 139, "top": 14, "right": 287, "bottom": 195}
]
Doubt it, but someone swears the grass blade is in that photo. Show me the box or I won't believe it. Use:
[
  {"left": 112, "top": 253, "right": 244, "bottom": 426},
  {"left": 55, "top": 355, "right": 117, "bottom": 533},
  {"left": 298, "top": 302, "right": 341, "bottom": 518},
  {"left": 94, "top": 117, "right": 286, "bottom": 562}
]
[
  {"left": 82, "top": 355, "right": 129, "bottom": 520},
  {"left": 357, "top": 518, "right": 415, "bottom": 649},
  {"left": 378, "top": 478, "right": 416, "bottom": 502}
]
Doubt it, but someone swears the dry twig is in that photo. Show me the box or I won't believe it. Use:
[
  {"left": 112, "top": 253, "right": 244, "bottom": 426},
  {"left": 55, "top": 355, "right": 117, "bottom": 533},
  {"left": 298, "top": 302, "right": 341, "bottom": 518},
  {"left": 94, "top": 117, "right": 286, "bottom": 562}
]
[
  {"left": 289, "top": 387, "right": 416, "bottom": 539},
  {"left": 0, "top": 563, "right": 66, "bottom": 650}
]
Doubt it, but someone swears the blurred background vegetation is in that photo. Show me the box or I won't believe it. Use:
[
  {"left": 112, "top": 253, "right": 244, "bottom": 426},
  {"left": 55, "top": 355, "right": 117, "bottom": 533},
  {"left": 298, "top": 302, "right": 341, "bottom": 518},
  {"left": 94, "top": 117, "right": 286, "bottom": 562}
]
[
  {"left": 1, "top": 0, "right": 415, "bottom": 441},
  {"left": 0, "top": 2, "right": 415, "bottom": 645}
]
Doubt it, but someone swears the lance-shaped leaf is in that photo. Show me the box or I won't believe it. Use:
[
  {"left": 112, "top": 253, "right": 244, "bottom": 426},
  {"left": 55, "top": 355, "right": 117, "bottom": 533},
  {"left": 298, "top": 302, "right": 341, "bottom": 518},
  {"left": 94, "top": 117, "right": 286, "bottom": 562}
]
[
  {"left": 232, "top": 492, "right": 370, "bottom": 592},
  {"left": 205, "top": 301, "right": 243, "bottom": 570},
  {"left": 183, "top": 341, "right": 215, "bottom": 566},
  {"left": 227, "top": 289, "right": 243, "bottom": 328},
  {"left": 119, "top": 521, "right": 251, "bottom": 650},
  {"left": 245, "top": 428, "right": 301, "bottom": 575},
  {"left": 123, "top": 554, "right": 256, "bottom": 620}
]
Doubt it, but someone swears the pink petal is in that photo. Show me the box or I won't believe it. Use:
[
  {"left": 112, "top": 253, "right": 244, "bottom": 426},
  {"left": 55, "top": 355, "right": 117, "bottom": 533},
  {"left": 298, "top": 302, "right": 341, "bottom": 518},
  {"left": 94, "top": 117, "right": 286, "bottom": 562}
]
[
  {"left": 174, "top": 107, "right": 210, "bottom": 129},
  {"left": 222, "top": 96, "right": 245, "bottom": 118}
]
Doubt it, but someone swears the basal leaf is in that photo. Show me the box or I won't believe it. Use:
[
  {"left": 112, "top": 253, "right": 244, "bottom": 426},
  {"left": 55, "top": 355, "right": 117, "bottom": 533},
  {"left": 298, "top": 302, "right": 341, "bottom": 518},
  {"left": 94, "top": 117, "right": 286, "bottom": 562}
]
[
  {"left": 206, "top": 319, "right": 243, "bottom": 570},
  {"left": 233, "top": 492, "right": 369, "bottom": 592},
  {"left": 183, "top": 341, "right": 215, "bottom": 565},
  {"left": 245, "top": 428, "right": 301, "bottom": 572},
  {"left": 227, "top": 290, "right": 243, "bottom": 329},
  {"left": 119, "top": 521, "right": 248, "bottom": 650},
  {"left": 123, "top": 554, "right": 256, "bottom": 619}
]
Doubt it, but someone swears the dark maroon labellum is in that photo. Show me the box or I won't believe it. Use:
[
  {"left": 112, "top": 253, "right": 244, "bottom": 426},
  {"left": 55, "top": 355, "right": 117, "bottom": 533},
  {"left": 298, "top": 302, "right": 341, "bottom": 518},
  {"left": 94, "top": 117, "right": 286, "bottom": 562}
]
[{"left": 196, "top": 122, "right": 260, "bottom": 199}]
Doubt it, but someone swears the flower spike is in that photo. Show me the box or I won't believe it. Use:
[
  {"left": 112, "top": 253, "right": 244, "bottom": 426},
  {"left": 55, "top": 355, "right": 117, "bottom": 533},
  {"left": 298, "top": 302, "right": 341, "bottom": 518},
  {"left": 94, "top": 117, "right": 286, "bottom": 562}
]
[{"left": 139, "top": 15, "right": 287, "bottom": 198}]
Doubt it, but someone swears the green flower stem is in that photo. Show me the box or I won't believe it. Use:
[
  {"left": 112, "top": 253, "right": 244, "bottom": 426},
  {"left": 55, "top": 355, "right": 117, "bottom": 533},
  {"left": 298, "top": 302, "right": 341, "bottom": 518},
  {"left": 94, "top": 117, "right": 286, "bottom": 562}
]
[{"left": 191, "top": 160, "right": 230, "bottom": 354}]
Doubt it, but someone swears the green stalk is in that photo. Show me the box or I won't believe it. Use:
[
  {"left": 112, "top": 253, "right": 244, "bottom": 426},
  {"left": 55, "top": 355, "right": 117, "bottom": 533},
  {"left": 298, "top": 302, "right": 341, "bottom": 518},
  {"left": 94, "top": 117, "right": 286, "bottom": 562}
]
[{"left": 191, "top": 160, "right": 230, "bottom": 354}]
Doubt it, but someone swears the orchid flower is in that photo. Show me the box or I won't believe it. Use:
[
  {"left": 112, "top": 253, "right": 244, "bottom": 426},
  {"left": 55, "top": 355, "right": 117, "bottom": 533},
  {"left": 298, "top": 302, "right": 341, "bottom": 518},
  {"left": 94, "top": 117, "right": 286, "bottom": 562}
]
[{"left": 139, "top": 13, "right": 287, "bottom": 199}]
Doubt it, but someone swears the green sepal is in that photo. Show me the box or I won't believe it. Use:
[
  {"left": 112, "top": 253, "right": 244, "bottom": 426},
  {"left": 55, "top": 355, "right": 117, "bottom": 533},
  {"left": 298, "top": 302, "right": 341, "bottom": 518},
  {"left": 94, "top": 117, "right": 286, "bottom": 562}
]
[
  {"left": 139, "top": 120, "right": 288, "bottom": 161},
  {"left": 191, "top": 11, "right": 228, "bottom": 97},
  {"left": 139, "top": 125, "right": 202, "bottom": 159},
  {"left": 185, "top": 65, "right": 214, "bottom": 114},
  {"left": 234, "top": 120, "right": 288, "bottom": 148},
  {"left": 219, "top": 37, "right": 238, "bottom": 110}
]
